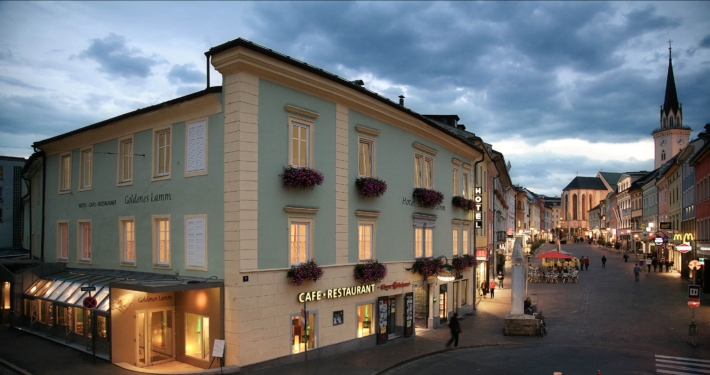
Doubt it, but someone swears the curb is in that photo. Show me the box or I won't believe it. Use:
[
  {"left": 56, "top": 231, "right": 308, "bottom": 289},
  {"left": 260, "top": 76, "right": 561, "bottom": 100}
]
[
  {"left": 0, "top": 357, "right": 33, "bottom": 375},
  {"left": 373, "top": 342, "right": 523, "bottom": 375}
]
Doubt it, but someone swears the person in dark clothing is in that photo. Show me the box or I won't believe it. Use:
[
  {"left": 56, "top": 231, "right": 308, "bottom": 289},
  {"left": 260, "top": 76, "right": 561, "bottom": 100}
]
[
  {"left": 446, "top": 313, "right": 461, "bottom": 347},
  {"left": 601, "top": 255, "right": 607, "bottom": 268},
  {"left": 652, "top": 258, "right": 658, "bottom": 272},
  {"left": 524, "top": 297, "right": 532, "bottom": 314},
  {"left": 497, "top": 271, "right": 504, "bottom": 289},
  {"left": 584, "top": 257, "right": 590, "bottom": 270},
  {"left": 623, "top": 253, "right": 629, "bottom": 262}
]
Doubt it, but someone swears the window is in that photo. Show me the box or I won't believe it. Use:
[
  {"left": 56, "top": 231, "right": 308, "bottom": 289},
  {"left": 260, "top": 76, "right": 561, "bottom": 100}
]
[
  {"left": 185, "top": 313, "right": 210, "bottom": 360},
  {"left": 356, "top": 303, "right": 374, "bottom": 337},
  {"left": 120, "top": 218, "right": 136, "bottom": 265},
  {"left": 452, "top": 168, "right": 458, "bottom": 196},
  {"left": 291, "top": 312, "right": 316, "bottom": 353},
  {"left": 462, "top": 172, "right": 469, "bottom": 198},
  {"left": 186, "top": 119, "right": 208, "bottom": 176},
  {"left": 289, "top": 220, "right": 311, "bottom": 265},
  {"left": 358, "top": 222, "right": 374, "bottom": 261},
  {"left": 185, "top": 215, "right": 207, "bottom": 270},
  {"left": 288, "top": 117, "right": 314, "bottom": 168},
  {"left": 153, "top": 216, "right": 170, "bottom": 267},
  {"left": 452, "top": 227, "right": 459, "bottom": 256},
  {"left": 414, "top": 227, "right": 433, "bottom": 258},
  {"left": 414, "top": 153, "right": 434, "bottom": 188},
  {"left": 57, "top": 221, "right": 68, "bottom": 261},
  {"left": 153, "top": 127, "right": 172, "bottom": 179},
  {"left": 59, "top": 152, "right": 71, "bottom": 193},
  {"left": 358, "top": 137, "right": 375, "bottom": 177},
  {"left": 79, "top": 147, "right": 92, "bottom": 190},
  {"left": 462, "top": 228, "right": 469, "bottom": 255},
  {"left": 118, "top": 136, "right": 133, "bottom": 185},
  {"left": 78, "top": 220, "right": 91, "bottom": 263}
]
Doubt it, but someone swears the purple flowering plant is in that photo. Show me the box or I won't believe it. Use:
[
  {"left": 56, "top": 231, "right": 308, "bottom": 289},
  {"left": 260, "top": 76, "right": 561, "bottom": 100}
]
[
  {"left": 287, "top": 260, "right": 324, "bottom": 286},
  {"left": 412, "top": 188, "right": 444, "bottom": 209},
  {"left": 410, "top": 257, "right": 443, "bottom": 279},
  {"left": 355, "top": 177, "right": 388, "bottom": 198},
  {"left": 452, "top": 254, "right": 477, "bottom": 273},
  {"left": 280, "top": 166, "right": 324, "bottom": 190},
  {"left": 451, "top": 196, "right": 475, "bottom": 211},
  {"left": 353, "top": 260, "right": 388, "bottom": 284}
]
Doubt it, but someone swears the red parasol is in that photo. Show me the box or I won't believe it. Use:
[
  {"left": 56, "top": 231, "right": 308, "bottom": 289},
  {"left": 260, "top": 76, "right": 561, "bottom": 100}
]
[{"left": 535, "top": 250, "right": 574, "bottom": 259}]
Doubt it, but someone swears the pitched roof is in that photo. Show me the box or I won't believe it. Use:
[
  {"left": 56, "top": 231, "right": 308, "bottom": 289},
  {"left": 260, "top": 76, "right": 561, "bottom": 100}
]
[
  {"left": 562, "top": 176, "right": 608, "bottom": 191},
  {"left": 598, "top": 172, "right": 623, "bottom": 186}
]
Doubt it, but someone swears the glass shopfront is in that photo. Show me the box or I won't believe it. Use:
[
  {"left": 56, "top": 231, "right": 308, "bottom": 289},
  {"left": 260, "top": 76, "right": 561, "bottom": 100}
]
[
  {"left": 357, "top": 303, "right": 374, "bottom": 337},
  {"left": 291, "top": 312, "right": 317, "bottom": 354}
]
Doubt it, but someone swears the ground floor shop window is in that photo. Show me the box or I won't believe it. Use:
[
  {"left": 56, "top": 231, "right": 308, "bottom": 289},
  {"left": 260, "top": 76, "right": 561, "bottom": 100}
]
[
  {"left": 2, "top": 282, "right": 10, "bottom": 309},
  {"left": 461, "top": 280, "right": 468, "bottom": 305},
  {"left": 75, "top": 308, "right": 85, "bottom": 335},
  {"left": 97, "top": 315, "right": 108, "bottom": 339},
  {"left": 185, "top": 313, "right": 210, "bottom": 360},
  {"left": 291, "top": 312, "right": 316, "bottom": 354},
  {"left": 357, "top": 303, "right": 373, "bottom": 337}
]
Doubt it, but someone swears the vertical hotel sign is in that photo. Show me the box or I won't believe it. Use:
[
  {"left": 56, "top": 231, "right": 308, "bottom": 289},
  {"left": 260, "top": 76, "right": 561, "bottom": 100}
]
[{"left": 474, "top": 187, "right": 483, "bottom": 230}]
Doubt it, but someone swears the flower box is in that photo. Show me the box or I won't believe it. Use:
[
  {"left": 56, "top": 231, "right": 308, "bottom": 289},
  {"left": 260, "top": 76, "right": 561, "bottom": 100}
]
[
  {"left": 353, "top": 260, "right": 388, "bottom": 284},
  {"left": 451, "top": 196, "right": 474, "bottom": 211},
  {"left": 409, "top": 257, "right": 443, "bottom": 279},
  {"left": 287, "top": 260, "right": 324, "bottom": 286},
  {"left": 355, "top": 177, "right": 388, "bottom": 198},
  {"left": 280, "top": 166, "right": 324, "bottom": 190},
  {"left": 452, "top": 254, "right": 477, "bottom": 273},
  {"left": 412, "top": 188, "right": 444, "bottom": 209}
]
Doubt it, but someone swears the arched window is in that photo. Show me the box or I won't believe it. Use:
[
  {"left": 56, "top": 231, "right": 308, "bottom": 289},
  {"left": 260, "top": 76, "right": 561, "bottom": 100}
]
[
  {"left": 663, "top": 117, "right": 667, "bottom": 128},
  {"left": 676, "top": 116, "right": 681, "bottom": 126},
  {"left": 582, "top": 194, "right": 586, "bottom": 220},
  {"left": 589, "top": 195, "right": 593, "bottom": 216},
  {"left": 573, "top": 194, "right": 578, "bottom": 220},
  {"left": 564, "top": 194, "right": 569, "bottom": 219},
  {"left": 670, "top": 117, "right": 674, "bottom": 127},
  {"left": 662, "top": 150, "right": 666, "bottom": 160}
]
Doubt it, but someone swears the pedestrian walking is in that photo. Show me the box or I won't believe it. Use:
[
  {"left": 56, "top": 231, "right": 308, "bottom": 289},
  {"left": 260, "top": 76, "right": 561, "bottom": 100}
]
[
  {"left": 601, "top": 255, "right": 607, "bottom": 268},
  {"left": 652, "top": 258, "right": 658, "bottom": 272},
  {"left": 669, "top": 260, "right": 674, "bottom": 272},
  {"left": 584, "top": 256, "right": 590, "bottom": 270},
  {"left": 489, "top": 280, "right": 496, "bottom": 298},
  {"left": 646, "top": 258, "right": 652, "bottom": 272},
  {"left": 497, "top": 271, "right": 504, "bottom": 289},
  {"left": 633, "top": 264, "right": 641, "bottom": 282},
  {"left": 480, "top": 280, "right": 488, "bottom": 298},
  {"left": 623, "top": 253, "right": 629, "bottom": 262},
  {"left": 639, "top": 259, "right": 645, "bottom": 272},
  {"left": 446, "top": 313, "right": 461, "bottom": 348}
]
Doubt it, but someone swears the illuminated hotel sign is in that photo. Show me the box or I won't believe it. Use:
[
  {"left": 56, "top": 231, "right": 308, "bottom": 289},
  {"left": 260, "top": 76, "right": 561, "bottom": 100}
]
[
  {"left": 474, "top": 187, "right": 483, "bottom": 229},
  {"left": 298, "top": 283, "right": 376, "bottom": 302}
]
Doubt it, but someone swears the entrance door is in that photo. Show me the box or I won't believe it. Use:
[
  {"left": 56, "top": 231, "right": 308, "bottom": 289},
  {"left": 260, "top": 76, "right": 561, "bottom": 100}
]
[
  {"left": 439, "top": 284, "right": 448, "bottom": 323},
  {"left": 413, "top": 285, "right": 428, "bottom": 329},
  {"left": 387, "top": 297, "right": 396, "bottom": 336},
  {"left": 136, "top": 308, "right": 175, "bottom": 367}
]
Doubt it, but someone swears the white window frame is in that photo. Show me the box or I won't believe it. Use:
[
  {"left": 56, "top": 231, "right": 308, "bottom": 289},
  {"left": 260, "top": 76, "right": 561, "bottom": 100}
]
[
  {"left": 462, "top": 228, "right": 470, "bottom": 255},
  {"left": 120, "top": 217, "right": 136, "bottom": 266},
  {"left": 414, "top": 152, "right": 434, "bottom": 188},
  {"left": 358, "top": 221, "right": 376, "bottom": 261},
  {"left": 185, "top": 214, "right": 208, "bottom": 271},
  {"left": 358, "top": 136, "right": 376, "bottom": 177},
  {"left": 185, "top": 118, "right": 209, "bottom": 177},
  {"left": 77, "top": 220, "right": 92, "bottom": 264},
  {"left": 78, "top": 146, "right": 93, "bottom": 191},
  {"left": 152, "top": 126, "right": 172, "bottom": 181},
  {"left": 452, "top": 167, "right": 459, "bottom": 197},
  {"left": 288, "top": 217, "right": 314, "bottom": 265},
  {"left": 452, "top": 227, "right": 459, "bottom": 256},
  {"left": 153, "top": 215, "right": 171, "bottom": 268},
  {"left": 288, "top": 116, "right": 315, "bottom": 168},
  {"left": 59, "top": 152, "right": 72, "bottom": 194},
  {"left": 462, "top": 171, "right": 470, "bottom": 198},
  {"left": 117, "top": 135, "right": 134, "bottom": 186},
  {"left": 57, "top": 221, "right": 69, "bottom": 261}
]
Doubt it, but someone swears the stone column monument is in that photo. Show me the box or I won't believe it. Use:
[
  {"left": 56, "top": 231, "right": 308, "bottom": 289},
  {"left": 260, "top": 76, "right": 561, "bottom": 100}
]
[{"left": 504, "top": 238, "right": 539, "bottom": 335}]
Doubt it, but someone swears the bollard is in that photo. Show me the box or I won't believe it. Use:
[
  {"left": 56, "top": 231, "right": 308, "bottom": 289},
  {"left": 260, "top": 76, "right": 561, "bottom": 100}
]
[
  {"left": 689, "top": 324, "right": 698, "bottom": 336},
  {"left": 597, "top": 371, "right": 602, "bottom": 375}
]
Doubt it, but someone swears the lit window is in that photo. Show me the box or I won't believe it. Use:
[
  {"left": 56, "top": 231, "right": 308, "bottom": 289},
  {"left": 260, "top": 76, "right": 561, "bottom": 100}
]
[
  {"left": 57, "top": 222, "right": 68, "bottom": 260},
  {"left": 452, "top": 227, "right": 459, "bottom": 256},
  {"left": 121, "top": 219, "right": 135, "bottom": 264},
  {"left": 359, "top": 223, "right": 373, "bottom": 261},
  {"left": 358, "top": 138, "right": 374, "bottom": 177},
  {"left": 118, "top": 137, "right": 133, "bottom": 184},
  {"left": 462, "top": 172, "right": 469, "bottom": 198},
  {"left": 154, "top": 217, "right": 170, "bottom": 266},
  {"left": 59, "top": 153, "right": 71, "bottom": 192},
  {"left": 291, "top": 312, "right": 316, "bottom": 353},
  {"left": 414, "top": 153, "right": 434, "bottom": 188},
  {"left": 78, "top": 221, "right": 91, "bottom": 262},
  {"left": 154, "top": 128, "right": 171, "bottom": 178},
  {"left": 185, "top": 313, "right": 210, "bottom": 360},
  {"left": 452, "top": 168, "right": 458, "bottom": 197},
  {"left": 290, "top": 222, "right": 309, "bottom": 265},
  {"left": 357, "top": 303, "right": 374, "bottom": 337},
  {"left": 79, "top": 147, "right": 92, "bottom": 190},
  {"left": 462, "top": 228, "right": 469, "bottom": 255},
  {"left": 414, "top": 227, "right": 433, "bottom": 258},
  {"left": 289, "top": 118, "right": 313, "bottom": 168}
]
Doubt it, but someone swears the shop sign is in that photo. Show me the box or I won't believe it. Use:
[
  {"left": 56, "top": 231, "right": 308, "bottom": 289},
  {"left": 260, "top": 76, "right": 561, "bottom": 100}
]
[
  {"left": 404, "top": 292, "right": 414, "bottom": 338},
  {"left": 474, "top": 187, "right": 483, "bottom": 229},
  {"left": 654, "top": 238, "right": 664, "bottom": 246},
  {"left": 677, "top": 243, "right": 692, "bottom": 253},
  {"left": 297, "top": 283, "right": 376, "bottom": 302},
  {"left": 137, "top": 294, "right": 173, "bottom": 303},
  {"left": 476, "top": 249, "right": 487, "bottom": 261},
  {"left": 379, "top": 281, "right": 411, "bottom": 291},
  {"left": 660, "top": 222, "right": 672, "bottom": 230}
]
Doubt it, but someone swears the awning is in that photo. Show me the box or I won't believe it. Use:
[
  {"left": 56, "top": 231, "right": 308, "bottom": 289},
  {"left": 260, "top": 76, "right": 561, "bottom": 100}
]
[{"left": 24, "top": 268, "right": 223, "bottom": 313}]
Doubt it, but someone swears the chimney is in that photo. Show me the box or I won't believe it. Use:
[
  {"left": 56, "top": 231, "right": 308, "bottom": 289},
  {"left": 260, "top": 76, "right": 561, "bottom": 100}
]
[
  {"left": 399, "top": 95, "right": 405, "bottom": 106},
  {"left": 457, "top": 124, "right": 466, "bottom": 131}
]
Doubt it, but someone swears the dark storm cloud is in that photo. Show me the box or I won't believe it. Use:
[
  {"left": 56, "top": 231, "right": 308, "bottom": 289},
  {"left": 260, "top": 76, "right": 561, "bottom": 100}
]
[
  {"left": 78, "top": 33, "right": 161, "bottom": 79},
  {"left": 700, "top": 34, "right": 710, "bottom": 49},
  {"left": 0, "top": 76, "right": 45, "bottom": 91},
  {"left": 167, "top": 63, "right": 203, "bottom": 85},
  {"left": 0, "top": 95, "right": 100, "bottom": 138}
]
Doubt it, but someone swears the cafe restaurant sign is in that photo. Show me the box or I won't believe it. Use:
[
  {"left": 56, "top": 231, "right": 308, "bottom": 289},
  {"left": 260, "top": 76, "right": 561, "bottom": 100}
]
[
  {"left": 298, "top": 283, "right": 376, "bottom": 302},
  {"left": 379, "top": 281, "right": 411, "bottom": 291}
]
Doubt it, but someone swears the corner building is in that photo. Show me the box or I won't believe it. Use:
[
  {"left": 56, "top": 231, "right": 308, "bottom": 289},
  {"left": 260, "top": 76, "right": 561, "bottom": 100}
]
[{"left": 20, "top": 38, "right": 487, "bottom": 371}]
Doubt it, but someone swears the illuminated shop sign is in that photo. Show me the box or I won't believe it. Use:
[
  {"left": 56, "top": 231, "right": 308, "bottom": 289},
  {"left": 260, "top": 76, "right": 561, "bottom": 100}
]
[
  {"left": 297, "top": 283, "right": 376, "bottom": 302},
  {"left": 474, "top": 187, "right": 483, "bottom": 229},
  {"left": 379, "top": 281, "right": 411, "bottom": 291},
  {"left": 476, "top": 249, "right": 487, "bottom": 261}
]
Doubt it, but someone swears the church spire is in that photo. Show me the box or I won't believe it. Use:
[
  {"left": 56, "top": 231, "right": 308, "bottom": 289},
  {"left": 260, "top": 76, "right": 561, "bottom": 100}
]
[{"left": 662, "top": 39, "right": 680, "bottom": 118}]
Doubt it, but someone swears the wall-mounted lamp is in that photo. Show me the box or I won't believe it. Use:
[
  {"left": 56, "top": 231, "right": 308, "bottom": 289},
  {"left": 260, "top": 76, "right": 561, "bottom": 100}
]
[{"left": 436, "top": 256, "right": 456, "bottom": 282}]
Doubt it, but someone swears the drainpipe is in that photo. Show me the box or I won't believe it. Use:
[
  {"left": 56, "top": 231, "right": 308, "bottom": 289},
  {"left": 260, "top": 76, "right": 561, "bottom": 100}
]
[{"left": 204, "top": 52, "right": 211, "bottom": 90}]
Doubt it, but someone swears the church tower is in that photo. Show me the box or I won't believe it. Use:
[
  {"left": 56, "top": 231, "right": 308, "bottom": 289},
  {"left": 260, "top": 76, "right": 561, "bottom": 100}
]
[{"left": 653, "top": 40, "right": 691, "bottom": 169}]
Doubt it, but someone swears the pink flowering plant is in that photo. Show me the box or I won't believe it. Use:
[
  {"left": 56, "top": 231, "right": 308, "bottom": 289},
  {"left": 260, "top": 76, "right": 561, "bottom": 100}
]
[
  {"left": 452, "top": 254, "right": 477, "bottom": 273},
  {"left": 410, "top": 257, "right": 443, "bottom": 279},
  {"left": 280, "top": 166, "right": 325, "bottom": 190},
  {"left": 355, "top": 177, "right": 388, "bottom": 198},
  {"left": 287, "top": 260, "right": 324, "bottom": 286},
  {"left": 451, "top": 196, "right": 475, "bottom": 211},
  {"left": 412, "top": 188, "right": 444, "bottom": 208},
  {"left": 353, "top": 260, "right": 388, "bottom": 284}
]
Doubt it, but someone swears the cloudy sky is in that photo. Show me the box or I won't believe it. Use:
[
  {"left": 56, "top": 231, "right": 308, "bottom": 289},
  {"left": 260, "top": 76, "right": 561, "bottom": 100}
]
[{"left": 1, "top": 2, "right": 709, "bottom": 196}]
